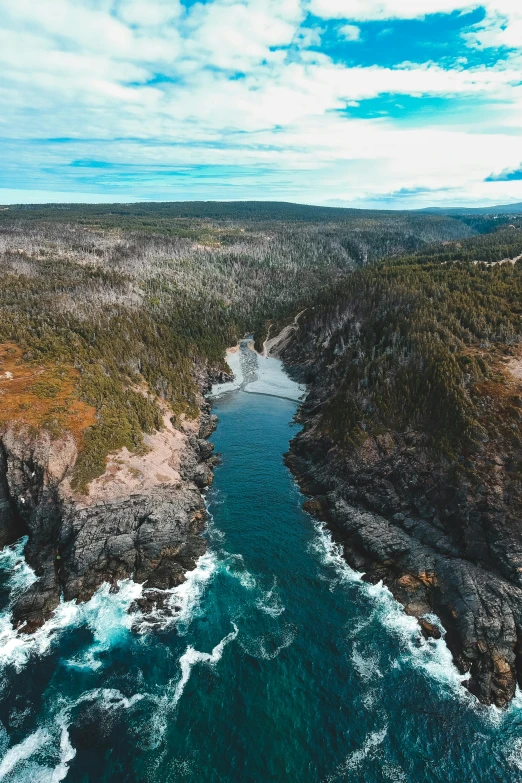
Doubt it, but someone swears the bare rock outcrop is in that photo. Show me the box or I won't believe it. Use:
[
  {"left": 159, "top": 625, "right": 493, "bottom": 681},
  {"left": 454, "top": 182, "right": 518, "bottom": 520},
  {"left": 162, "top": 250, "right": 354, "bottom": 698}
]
[
  {"left": 281, "top": 310, "right": 522, "bottom": 709},
  {"left": 0, "top": 402, "right": 218, "bottom": 632}
]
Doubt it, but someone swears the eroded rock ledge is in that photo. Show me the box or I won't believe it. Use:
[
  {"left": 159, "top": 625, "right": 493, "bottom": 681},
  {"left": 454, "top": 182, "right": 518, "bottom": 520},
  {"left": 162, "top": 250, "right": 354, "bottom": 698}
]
[
  {"left": 285, "top": 423, "right": 522, "bottom": 709},
  {"left": 273, "top": 316, "right": 522, "bottom": 709},
  {"left": 0, "top": 396, "right": 220, "bottom": 632}
]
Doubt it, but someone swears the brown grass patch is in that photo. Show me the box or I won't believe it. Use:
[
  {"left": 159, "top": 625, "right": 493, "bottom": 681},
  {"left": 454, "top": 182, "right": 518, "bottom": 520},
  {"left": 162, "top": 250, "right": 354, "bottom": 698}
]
[{"left": 0, "top": 342, "right": 97, "bottom": 443}]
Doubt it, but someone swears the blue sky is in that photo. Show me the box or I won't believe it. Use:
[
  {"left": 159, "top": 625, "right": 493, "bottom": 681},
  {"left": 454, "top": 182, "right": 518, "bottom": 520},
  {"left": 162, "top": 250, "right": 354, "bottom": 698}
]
[{"left": 1, "top": 0, "right": 522, "bottom": 208}]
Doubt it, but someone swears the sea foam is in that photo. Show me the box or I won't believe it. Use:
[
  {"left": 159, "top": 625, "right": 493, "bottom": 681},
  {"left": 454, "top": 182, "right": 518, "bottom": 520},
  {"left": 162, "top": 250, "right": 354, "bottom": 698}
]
[
  {"left": 327, "top": 727, "right": 388, "bottom": 780},
  {"left": 135, "top": 550, "right": 218, "bottom": 634},
  {"left": 0, "top": 687, "right": 148, "bottom": 783},
  {"left": 0, "top": 538, "right": 37, "bottom": 596},
  {"left": 0, "top": 573, "right": 144, "bottom": 674},
  {"left": 0, "top": 729, "right": 49, "bottom": 781},
  {"left": 309, "top": 516, "right": 467, "bottom": 696},
  {"left": 171, "top": 624, "right": 238, "bottom": 709}
]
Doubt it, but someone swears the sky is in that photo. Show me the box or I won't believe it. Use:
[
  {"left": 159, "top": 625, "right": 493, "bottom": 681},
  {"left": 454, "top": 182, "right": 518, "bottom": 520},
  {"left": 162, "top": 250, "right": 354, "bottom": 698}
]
[{"left": 1, "top": 0, "right": 522, "bottom": 208}]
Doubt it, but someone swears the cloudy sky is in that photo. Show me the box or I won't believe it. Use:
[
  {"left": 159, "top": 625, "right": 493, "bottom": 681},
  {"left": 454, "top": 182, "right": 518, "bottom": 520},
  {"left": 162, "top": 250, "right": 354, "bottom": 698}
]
[{"left": 1, "top": 0, "right": 522, "bottom": 208}]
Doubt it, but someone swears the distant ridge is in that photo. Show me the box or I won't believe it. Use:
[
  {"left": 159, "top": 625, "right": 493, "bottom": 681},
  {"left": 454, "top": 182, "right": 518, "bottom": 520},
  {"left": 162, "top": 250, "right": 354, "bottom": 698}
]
[
  {"left": 3, "top": 199, "right": 522, "bottom": 218},
  {"left": 420, "top": 202, "right": 522, "bottom": 215},
  {"left": 0, "top": 200, "right": 473, "bottom": 223}
]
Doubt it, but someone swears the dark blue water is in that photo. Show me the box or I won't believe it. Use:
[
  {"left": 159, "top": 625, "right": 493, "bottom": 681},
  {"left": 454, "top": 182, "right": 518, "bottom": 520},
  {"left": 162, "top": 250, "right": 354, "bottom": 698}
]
[{"left": 1, "top": 382, "right": 522, "bottom": 781}]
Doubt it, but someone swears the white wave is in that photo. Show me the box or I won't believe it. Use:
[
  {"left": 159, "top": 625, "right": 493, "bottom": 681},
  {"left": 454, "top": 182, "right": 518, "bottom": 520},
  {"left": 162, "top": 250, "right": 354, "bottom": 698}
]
[
  {"left": 204, "top": 499, "right": 226, "bottom": 549},
  {"left": 240, "top": 625, "right": 296, "bottom": 661},
  {"left": 66, "top": 580, "right": 144, "bottom": 670},
  {"left": 507, "top": 737, "right": 522, "bottom": 771},
  {"left": 0, "top": 729, "right": 49, "bottom": 780},
  {"left": 73, "top": 688, "right": 145, "bottom": 713},
  {"left": 235, "top": 570, "right": 256, "bottom": 590},
  {"left": 0, "top": 686, "right": 147, "bottom": 783},
  {"left": 362, "top": 688, "right": 378, "bottom": 711},
  {"left": 309, "top": 518, "right": 466, "bottom": 695},
  {"left": 147, "top": 708, "right": 168, "bottom": 752},
  {"left": 346, "top": 614, "right": 373, "bottom": 640},
  {"left": 327, "top": 727, "right": 388, "bottom": 779},
  {"left": 308, "top": 520, "right": 362, "bottom": 589},
  {"left": 49, "top": 720, "right": 76, "bottom": 783},
  {"left": 171, "top": 624, "right": 238, "bottom": 709},
  {"left": 351, "top": 643, "right": 382, "bottom": 682},
  {"left": 127, "top": 623, "right": 239, "bottom": 748},
  {"left": 256, "top": 578, "right": 285, "bottom": 618},
  {"left": 491, "top": 686, "right": 522, "bottom": 736},
  {"left": 382, "top": 761, "right": 408, "bottom": 782},
  {"left": 0, "top": 538, "right": 37, "bottom": 596},
  {"left": 257, "top": 601, "right": 284, "bottom": 618},
  {"left": 0, "top": 601, "right": 77, "bottom": 672},
  {"left": 365, "top": 581, "right": 466, "bottom": 693},
  {"left": 221, "top": 554, "right": 257, "bottom": 591},
  {"left": 481, "top": 686, "right": 522, "bottom": 730},
  {"left": 162, "top": 551, "right": 218, "bottom": 633},
  {"left": 507, "top": 687, "right": 522, "bottom": 713},
  {"left": 0, "top": 579, "right": 143, "bottom": 673}
]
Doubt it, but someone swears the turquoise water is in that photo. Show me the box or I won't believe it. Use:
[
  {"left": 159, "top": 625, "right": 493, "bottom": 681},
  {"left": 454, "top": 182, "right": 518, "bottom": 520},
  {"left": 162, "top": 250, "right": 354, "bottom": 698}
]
[{"left": 1, "top": 366, "right": 522, "bottom": 780}]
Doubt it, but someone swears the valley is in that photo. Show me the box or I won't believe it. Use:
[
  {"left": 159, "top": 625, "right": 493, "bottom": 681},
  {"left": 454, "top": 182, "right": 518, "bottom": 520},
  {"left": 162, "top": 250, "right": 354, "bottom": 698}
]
[{"left": 0, "top": 202, "right": 522, "bottom": 739}]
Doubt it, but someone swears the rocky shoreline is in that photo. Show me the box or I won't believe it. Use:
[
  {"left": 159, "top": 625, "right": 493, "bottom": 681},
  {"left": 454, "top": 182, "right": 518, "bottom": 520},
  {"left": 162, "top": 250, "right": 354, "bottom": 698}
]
[
  {"left": 0, "top": 372, "right": 228, "bottom": 633},
  {"left": 285, "top": 441, "right": 522, "bottom": 709},
  {"left": 4, "top": 326, "right": 522, "bottom": 708},
  {"left": 276, "top": 339, "right": 522, "bottom": 709}
]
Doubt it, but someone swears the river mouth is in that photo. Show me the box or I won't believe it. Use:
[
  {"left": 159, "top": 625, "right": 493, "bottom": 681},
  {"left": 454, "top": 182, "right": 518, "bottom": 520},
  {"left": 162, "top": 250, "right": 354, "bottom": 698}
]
[
  {"left": 210, "top": 337, "right": 307, "bottom": 402},
  {"left": 0, "top": 352, "right": 521, "bottom": 781}
]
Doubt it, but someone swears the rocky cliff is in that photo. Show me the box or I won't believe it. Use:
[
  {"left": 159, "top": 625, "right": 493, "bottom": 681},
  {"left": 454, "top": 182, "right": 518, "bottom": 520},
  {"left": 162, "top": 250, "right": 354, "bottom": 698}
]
[
  {"left": 0, "top": 392, "right": 221, "bottom": 632},
  {"left": 280, "top": 311, "right": 522, "bottom": 709}
]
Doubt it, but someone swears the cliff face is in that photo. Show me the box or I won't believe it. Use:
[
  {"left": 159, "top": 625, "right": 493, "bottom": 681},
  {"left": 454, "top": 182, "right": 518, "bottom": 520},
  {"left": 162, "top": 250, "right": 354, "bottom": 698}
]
[
  {"left": 0, "top": 400, "right": 219, "bottom": 632},
  {"left": 280, "top": 316, "right": 522, "bottom": 709}
]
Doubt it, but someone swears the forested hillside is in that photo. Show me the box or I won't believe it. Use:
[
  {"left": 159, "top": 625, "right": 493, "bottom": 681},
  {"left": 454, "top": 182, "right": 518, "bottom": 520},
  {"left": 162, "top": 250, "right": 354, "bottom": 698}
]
[
  {"left": 0, "top": 200, "right": 493, "bottom": 225},
  {"left": 0, "top": 202, "right": 476, "bottom": 490},
  {"left": 287, "top": 220, "right": 522, "bottom": 455},
  {"left": 282, "top": 219, "right": 522, "bottom": 707}
]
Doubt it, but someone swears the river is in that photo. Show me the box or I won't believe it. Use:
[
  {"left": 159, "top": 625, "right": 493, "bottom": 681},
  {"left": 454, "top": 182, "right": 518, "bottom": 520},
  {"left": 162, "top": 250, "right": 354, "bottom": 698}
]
[{"left": 0, "top": 345, "right": 522, "bottom": 781}]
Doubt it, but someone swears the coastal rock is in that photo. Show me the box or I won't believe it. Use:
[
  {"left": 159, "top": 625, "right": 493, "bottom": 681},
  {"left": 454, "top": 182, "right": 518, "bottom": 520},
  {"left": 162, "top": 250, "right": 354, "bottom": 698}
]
[
  {"left": 282, "top": 328, "right": 522, "bottom": 708},
  {"left": 0, "top": 442, "right": 24, "bottom": 547},
  {"left": 419, "top": 618, "right": 442, "bottom": 641},
  {"left": 199, "top": 412, "right": 219, "bottom": 440},
  {"left": 286, "top": 430, "right": 522, "bottom": 708},
  {"left": 0, "top": 398, "right": 217, "bottom": 631},
  {"left": 193, "top": 463, "right": 214, "bottom": 488},
  {"left": 198, "top": 439, "right": 215, "bottom": 460}
]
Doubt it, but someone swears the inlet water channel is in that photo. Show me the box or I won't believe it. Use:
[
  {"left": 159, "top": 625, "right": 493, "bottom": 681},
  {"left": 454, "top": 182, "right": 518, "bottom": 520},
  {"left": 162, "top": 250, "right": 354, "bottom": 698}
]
[{"left": 0, "top": 344, "right": 522, "bottom": 781}]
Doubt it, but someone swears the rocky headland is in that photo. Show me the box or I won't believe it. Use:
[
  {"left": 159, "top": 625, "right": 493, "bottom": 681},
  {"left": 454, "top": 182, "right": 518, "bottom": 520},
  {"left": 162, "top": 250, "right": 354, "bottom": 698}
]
[
  {"left": 275, "top": 309, "right": 522, "bottom": 709},
  {"left": 0, "top": 372, "right": 229, "bottom": 633}
]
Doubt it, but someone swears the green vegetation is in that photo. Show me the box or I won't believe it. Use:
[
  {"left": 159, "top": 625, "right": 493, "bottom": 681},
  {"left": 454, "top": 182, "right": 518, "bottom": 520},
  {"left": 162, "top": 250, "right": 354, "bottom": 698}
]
[
  {"left": 296, "top": 224, "right": 522, "bottom": 463},
  {"left": 0, "top": 200, "right": 503, "bottom": 226},
  {"left": 0, "top": 202, "right": 518, "bottom": 491}
]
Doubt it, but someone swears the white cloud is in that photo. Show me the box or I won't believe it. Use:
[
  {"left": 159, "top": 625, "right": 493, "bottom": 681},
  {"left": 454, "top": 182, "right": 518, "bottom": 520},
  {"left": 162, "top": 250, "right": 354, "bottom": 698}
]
[
  {"left": 309, "top": 0, "right": 522, "bottom": 54},
  {"left": 309, "top": 0, "right": 476, "bottom": 21},
  {"left": 467, "top": 8, "right": 522, "bottom": 49},
  {"left": 116, "top": 0, "right": 182, "bottom": 27},
  {"left": 182, "top": 0, "right": 302, "bottom": 71},
  {"left": 309, "top": 0, "right": 522, "bottom": 23},
  {"left": 0, "top": 0, "right": 521, "bottom": 206},
  {"left": 339, "top": 24, "right": 361, "bottom": 41}
]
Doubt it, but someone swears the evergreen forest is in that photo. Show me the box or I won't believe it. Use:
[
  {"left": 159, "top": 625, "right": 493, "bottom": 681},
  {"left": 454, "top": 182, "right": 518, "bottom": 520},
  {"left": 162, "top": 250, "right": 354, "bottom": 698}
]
[{"left": 1, "top": 202, "right": 521, "bottom": 490}]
